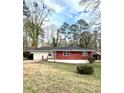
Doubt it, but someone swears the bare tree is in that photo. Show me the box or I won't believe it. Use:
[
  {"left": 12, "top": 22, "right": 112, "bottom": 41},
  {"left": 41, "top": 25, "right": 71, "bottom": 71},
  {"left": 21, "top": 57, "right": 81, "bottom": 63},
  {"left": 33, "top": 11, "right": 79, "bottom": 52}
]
[
  {"left": 24, "top": 0, "right": 51, "bottom": 48},
  {"left": 43, "top": 23, "right": 58, "bottom": 46},
  {"left": 79, "top": 0, "right": 101, "bottom": 50},
  {"left": 23, "top": 0, "right": 31, "bottom": 51},
  {"left": 79, "top": 0, "right": 101, "bottom": 12}
]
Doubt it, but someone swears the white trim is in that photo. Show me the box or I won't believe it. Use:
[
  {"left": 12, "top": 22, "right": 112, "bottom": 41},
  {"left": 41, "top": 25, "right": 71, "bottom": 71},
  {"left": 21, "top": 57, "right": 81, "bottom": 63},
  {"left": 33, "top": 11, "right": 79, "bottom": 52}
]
[{"left": 48, "top": 59, "right": 89, "bottom": 64}]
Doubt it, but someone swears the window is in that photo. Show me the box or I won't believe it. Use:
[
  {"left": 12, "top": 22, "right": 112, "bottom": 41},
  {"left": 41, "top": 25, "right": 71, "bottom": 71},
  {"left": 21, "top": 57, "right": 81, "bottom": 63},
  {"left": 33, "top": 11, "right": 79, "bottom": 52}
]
[
  {"left": 48, "top": 53, "right": 52, "bottom": 56},
  {"left": 48, "top": 51, "right": 54, "bottom": 56},
  {"left": 82, "top": 51, "right": 88, "bottom": 56},
  {"left": 63, "top": 51, "right": 70, "bottom": 56}
]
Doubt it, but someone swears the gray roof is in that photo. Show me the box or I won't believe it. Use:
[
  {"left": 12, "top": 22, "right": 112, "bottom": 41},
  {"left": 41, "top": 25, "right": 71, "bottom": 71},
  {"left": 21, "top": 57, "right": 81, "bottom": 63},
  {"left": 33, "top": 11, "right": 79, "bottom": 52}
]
[
  {"left": 29, "top": 47, "right": 54, "bottom": 50},
  {"left": 53, "top": 47, "right": 94, "bottom": 51},
  {"left": 28, "top": 47, "right": 95, "bottom": 52}
]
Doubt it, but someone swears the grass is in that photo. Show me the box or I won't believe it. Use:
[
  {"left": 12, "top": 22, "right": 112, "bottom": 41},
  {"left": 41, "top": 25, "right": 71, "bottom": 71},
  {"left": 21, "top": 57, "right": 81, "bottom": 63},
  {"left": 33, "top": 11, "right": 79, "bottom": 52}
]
[
  {"left": 24, "top": 62, "right": 101, "bottom": 93},
  {"left": 23, "top": 57, "right": 28, "bottom": 60},
  {"left": 43, "top": 62, "right": 101, "bottom": 79}
]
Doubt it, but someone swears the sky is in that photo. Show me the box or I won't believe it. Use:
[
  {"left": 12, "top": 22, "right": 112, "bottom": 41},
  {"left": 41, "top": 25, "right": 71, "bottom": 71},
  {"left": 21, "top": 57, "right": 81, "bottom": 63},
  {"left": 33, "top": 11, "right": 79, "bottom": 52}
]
[
  {"left": 25, "top": 0, "right": 100, "bottom": 45},
  {"left": 44, "top": 0, "right": 91, "bottom": 27},
  {"left": 26, "top": 0, "right": 93, "bottom": 27}
]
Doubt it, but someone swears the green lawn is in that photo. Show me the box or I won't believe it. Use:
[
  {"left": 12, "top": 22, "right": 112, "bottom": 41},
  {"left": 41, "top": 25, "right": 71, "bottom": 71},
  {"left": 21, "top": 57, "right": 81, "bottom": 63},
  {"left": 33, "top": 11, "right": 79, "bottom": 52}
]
[
  {"left": 43, "top": 62, "right": 101, "bottom": 79},
  {"left": 24, "top": 62, "right": 101, "bottom": 93}
]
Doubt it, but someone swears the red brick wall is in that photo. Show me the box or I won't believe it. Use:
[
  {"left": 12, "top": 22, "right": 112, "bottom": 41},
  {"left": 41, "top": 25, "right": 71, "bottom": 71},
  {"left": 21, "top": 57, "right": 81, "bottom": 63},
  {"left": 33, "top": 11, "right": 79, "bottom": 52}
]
[{"left": 55, "top": 51, "right": 92, "bottom": 60}]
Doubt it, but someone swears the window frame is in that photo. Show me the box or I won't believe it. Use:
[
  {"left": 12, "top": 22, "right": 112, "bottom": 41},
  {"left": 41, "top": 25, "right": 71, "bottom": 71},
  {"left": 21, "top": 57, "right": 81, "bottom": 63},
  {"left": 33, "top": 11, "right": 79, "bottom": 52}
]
[
  {"left": 63, "top": 51, "right": 70, "bottom": 56},
  {"left": 82, "top": 51, "right": 88, "bottom": 56}
]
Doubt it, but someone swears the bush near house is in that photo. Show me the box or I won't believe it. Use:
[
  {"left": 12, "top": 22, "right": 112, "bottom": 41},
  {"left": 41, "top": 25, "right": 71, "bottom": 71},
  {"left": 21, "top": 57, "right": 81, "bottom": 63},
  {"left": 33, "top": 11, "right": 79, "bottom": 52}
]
[
  {"left": 77, "top": 64, "right": 94, "bottom": 74},
  {"left": 23, "top": 52, "right": 33, "bottom": 60},
  {"left": 23, "top": 51, "right": 30, "bottom": 57},
  {"left": 88, "top": 56, "right": 96, "bottom": 63}
]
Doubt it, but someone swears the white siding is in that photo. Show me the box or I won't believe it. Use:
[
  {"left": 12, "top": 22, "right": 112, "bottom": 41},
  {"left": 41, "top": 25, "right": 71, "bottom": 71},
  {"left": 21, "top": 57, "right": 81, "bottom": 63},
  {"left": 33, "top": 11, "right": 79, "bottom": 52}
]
[
  {"left": 48, "top": 59, "right": 89, "bottom": 64},
  {"left": 30, "top": 51, "right": 49, "bottom": 60}
]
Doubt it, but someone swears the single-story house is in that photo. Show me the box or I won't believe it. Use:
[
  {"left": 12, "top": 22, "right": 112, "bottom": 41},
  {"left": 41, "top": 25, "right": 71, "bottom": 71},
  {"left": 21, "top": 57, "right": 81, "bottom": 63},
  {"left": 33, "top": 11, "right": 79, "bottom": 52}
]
[{"left": 27, "top": 47, "right": 95, "bottom": 63}]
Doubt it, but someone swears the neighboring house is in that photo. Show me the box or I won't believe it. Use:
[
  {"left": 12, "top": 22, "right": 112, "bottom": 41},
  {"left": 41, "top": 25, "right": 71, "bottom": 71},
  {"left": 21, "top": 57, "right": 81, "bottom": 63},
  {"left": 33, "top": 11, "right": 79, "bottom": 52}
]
[{"left": 28, "top": 47, "right": 95, "bottom": 63}]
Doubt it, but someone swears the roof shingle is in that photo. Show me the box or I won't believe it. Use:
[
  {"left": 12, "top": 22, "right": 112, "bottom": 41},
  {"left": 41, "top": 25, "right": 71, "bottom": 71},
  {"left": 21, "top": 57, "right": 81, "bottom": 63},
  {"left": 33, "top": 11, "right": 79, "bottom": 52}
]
[{"left": 28, "top": 46, "right": 95, "bottom": 51}]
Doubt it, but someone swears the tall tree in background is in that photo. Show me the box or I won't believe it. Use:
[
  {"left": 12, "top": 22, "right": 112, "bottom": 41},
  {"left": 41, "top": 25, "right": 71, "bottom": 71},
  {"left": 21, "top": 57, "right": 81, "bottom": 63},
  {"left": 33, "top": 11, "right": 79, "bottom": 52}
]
[
  {"left": 24, "top": 0, "right": 51, "bottom": 48},
  {"left": 43, "top": 24, "right": 58, "bottom": 46},
  {"left": 55, "top": 29, "right": 61, "bottom": 47},
  {"left": 57, "top": 22, "right": 70, "bottom": 47},
  {"left": 79, "top": 31, "right": 93, "bottom": 48},
  {"left": 73, "top": 19, "right": 89, "bottom": 46},
  {"left": 52, "top": 37, "right": 57, "bottom": 47},
  {"left": 23, "top": 0, "right": 31, "bottom": 51},
  {"left": 69, "top": 24, "right": 79, "bottom": 46},
  {"left": 77, "top": 19, "right": 89, "bottom": 30},
  {"left": 56, "top": 19, "right": 89, "bottom": 47},
  {"left": 68, "top": 19, "right": 89, "bottom": 46}
]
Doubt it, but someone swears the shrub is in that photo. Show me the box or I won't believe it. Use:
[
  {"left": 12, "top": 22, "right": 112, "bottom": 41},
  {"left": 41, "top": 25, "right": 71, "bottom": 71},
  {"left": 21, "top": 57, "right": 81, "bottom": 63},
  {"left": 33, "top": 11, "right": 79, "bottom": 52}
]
[
  {"left": 77, "top": 65, "right": 94, "bottom": 74},
  {"left": 88, "top": 56, "right": 96, "bottom": 63},
  {"left": 23, "top": 51, "right": 30, "bottom": 57},
  {"left": 28, "top": 54, "right": 33, "bottom": 60}
]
